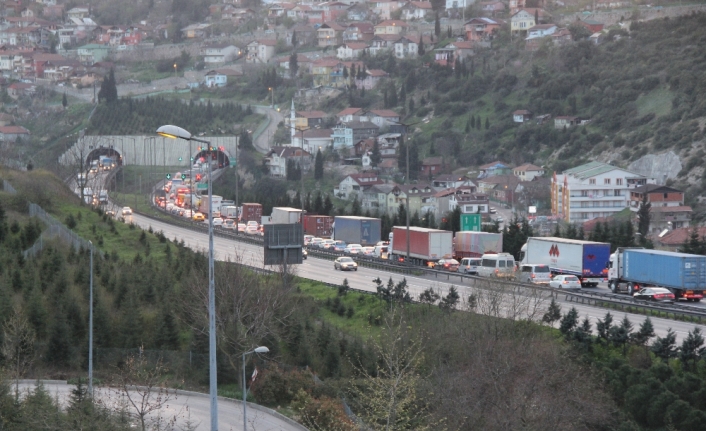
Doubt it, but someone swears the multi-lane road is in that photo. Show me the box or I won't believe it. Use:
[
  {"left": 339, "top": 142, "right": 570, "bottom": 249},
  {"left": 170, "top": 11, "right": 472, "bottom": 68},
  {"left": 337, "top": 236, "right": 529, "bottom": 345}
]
[{"left": 129, "top": 211, "right": 704, "bottom": 343}]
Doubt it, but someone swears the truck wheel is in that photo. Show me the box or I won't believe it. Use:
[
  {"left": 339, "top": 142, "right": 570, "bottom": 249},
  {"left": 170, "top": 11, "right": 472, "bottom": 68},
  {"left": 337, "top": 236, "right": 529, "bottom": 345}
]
[
  {"left": 695, "top": 298, "right": 702, "bottom": 302},
  {"left": 627, "top": 282, "right": 636, "bottom": 295},
  {"left": 609, "top": 280, "right": 617, "bottom": 293}
]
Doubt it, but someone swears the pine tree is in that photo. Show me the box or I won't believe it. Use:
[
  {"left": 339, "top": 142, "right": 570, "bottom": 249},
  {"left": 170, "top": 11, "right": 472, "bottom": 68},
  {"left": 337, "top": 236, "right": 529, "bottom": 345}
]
[
  {"left": 408, "top": 97, "right": 415, "bottom": 113},
  {"left": 535, "top": 8, "right": 539, "bottom": 25},
  {"left": 62, "top": 92, "right": 67, "bottom": 108},
  {"left": 370, "top": 140, "right": 381, "bottom": 167},
  {"left": 651, "top": 328, "right": 677, "bottom": 362},
  {"left": 470, "top": 116, "right": 475, "bottom": 129},
  {"left": 46, "top": 311, "right": 72, "bottom": 366},
  {"left": 679, "top": 327, "right": 705, "bottom": 371},
  {"left": 596, "top": 312, "right": 613, "bottom": 343},
  {"left": 289, "top": 52, "right": 299, "bottom": 78},
  {"left": 559, "top": 307, "right": 579, "bottom": 338},
  {"left": 417, "top": 35, "right": 425, "bottom": 55},
  {"left": 637, "top": 192, "right": 651, "bottom": 243},
  {"left": 314, "top": 149, "right": 324, "bottom": 180},
  {"left": 439, "top": 286, "right": 460, "bottom": 312},
  {"left": 323, "top": 194, "right": 333, "bottom": 215},
  {"left": 542, "top": 298, "right": 562, "bottom": 325},
  {"left": 155, "top": 308, "right": 180, "bottom": 350},
  {"left": 291, "top": 30, "right": 297, "bottom": 48},
  {"left": 485, "top": 117, "right": 490, "bottom": 129},
  {"left": 434, "top": 12, "right": 441, "bottom": 37},
  {"left": 609, "top": 315, "right": 634, "bottom": 356}
]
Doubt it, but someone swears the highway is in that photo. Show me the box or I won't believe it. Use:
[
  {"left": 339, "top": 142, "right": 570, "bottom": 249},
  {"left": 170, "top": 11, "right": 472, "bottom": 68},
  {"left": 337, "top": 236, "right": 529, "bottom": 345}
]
[
  {"left": 14, "top": 380, "right": 306, "bottom": 431},
  {"left": 130, "top": 211, "right": 704, "bottom": 344}
]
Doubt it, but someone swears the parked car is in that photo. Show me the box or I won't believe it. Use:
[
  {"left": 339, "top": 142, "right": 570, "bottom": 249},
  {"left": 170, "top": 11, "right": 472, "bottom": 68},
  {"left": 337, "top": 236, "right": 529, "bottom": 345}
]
[
  {"left": 436, "top": 258, "right": 460, "bottom": 272},
  {"left": 633, "top": 287, "right": 675, "bottom": 303},
  {"left": 344, "top": 244, "right": 363, "bottom": 254},
  {"left": 334, "top": 256, "right": 358, "bottom": 271},
  {"left": 193, "top": 212, "right": 205, "bottom": 222},
  {"left": 549, "top": 275, "right": 582, "bottom": 290}
]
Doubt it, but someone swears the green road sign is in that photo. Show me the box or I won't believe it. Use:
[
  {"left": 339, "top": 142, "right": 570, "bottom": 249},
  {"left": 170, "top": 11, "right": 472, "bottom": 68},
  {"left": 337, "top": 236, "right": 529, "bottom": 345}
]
[
  {"left": 461, "top": 214, "right": 481, "bottom": 232},
  {"left": 197, "top": 183, "right": 208, "bottom": 191},
  {"left": 166, "top": 173, "right": 171, "bottom": 180},
  {"left": 181, "top": 173, "right": 186, "bottom": 180}
]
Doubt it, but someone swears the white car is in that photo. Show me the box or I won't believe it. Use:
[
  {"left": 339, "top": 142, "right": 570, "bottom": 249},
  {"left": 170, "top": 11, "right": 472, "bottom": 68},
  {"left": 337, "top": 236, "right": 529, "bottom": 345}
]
[
  {"left": 247, "top": 221, "right": 259, "bottom": 229},
  {"left": 237, "top": 223, "right": 247, "bottom": 232},
  {"left": 182, "top": 209, "right": 194, "bottom": 219},
  {"left": 245, "top": 225, "right": 259, "bottom": 235},
  {"left": 320, "top": 239, "right": 335, "bottom": 250},
  {"left": 549, "top": 275, "right": 582, "bottom": 290},
  {"left": 334, "top": 256, "right": 358, "bottom": 271},
  {"left": 121, "top": 207, "right": 133, "bottom": 216},
  {"left": 304, "top": 235, "right": 314, "bottom": 245},
  {"left": 310, "top": 237, "right": 324, "bottom": 248},
  {"left": 209, "top": 217, "right": 224, "bottom": 227},
  {"left": 223, "top": 219, "right": 236, "bottom": 230},
  {"left": 344, "top": 244, "right": 363, "bottom": 254}
]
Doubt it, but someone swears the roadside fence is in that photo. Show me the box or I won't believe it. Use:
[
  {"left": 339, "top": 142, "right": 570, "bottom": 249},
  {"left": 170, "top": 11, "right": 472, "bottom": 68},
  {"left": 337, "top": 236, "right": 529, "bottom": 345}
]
[
  {"left": 2, "top": 178, "right": 17, "bottom": 194},
  {"left": 23, "top": 202, "right": 93, "bottom": 258}
]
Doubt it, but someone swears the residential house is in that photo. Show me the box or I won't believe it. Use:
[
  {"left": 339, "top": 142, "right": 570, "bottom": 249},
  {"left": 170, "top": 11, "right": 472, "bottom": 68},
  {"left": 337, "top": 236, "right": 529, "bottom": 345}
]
[
  {"left": 656, "top": 227, "right": 706, "bottom": 251},
  {"left": 513, "top": 163, "right": 545, "bottom": 181},
  {"left": 265, "top": 146, "right": 311, "bottom": 177},
  {"left": 320, "top": 1, "right": 350, "bottom": 21},
  {"left": 337, "top": 42, "right": 368, "bottom": 59},
  {"left": 201, "top": 44, "right": 239, "bottom": 64},
  {"left": 477, "top": 175, "right": 520, "bottom": 206},
  {"left": 525, "top": 24, "right": 557, "bottom": 50},
  {"left": 629, "top": 184, "right": 691, "bottom": 232},
  {"left": 335, "top": 172, "right": 383, "bottom": 200},
  {"left": 552, "top": 161, "right": 654, "bottom": 223},
  {"left": 354, "top": 138, "right": 375, "bottom": 156},
  {"left": 287, "top": 25, "right": 316, "bottom": 46},
  {"left": 346, "top": 3, "right": 372, "bottom": 21},
  {"left": 300, "top": 128, "right": 333, "bottom": 154},
  {"left": 465, "top": 17, "right": 502, "bottom": 45},
  {"left": 447, "top": 40, "right": 474, "bottom": 60},
  {"left": 455, "top": 192, "right": 491, "bottom": 215},
  {"left": 77, "top": 44, "right": 110, "bottom": 64},
  {"left": 595, "top": 0, "right": 631, "bottom": 8},
  {"left": 355, "top": 68, "right": 388, "bottom": 90},
  {"left": 366, "top": 109, "right": 400, "bottom": 129},
  {"left": 367, "top": 34, "right": 399, "bottom": 56},
  {"left": 589, "top": 32, "right": 605, "bottom": 45},
  {"left": 246, "top": 39, "right": 277, "bottom": 63},
  {"left": 400, "top": 1, "right": 432, "bottom": 20},
  {"left": 446, "top": 0, "right": 472, "bottom": 10},
  {"left": 332, "top": 124, "right": 354, "bottom": 149},
  {"left": 43, "top": 4, "right": 64, "bottom": 19},
  {"left": 377, "top": 133, "right": 401, "bottom": 157},
  {"left": 478, "top": 161, "right": 512, "bottom": 178},
  {"left": 392, "top": 183, "right": 437, "bottom": 217},
  {"left": 421, "top": 157, "right": 442, "bottom": 177},
  {"left": 337, "top": 107, "right": 364, "bottom": 123},
  {"left": 296, "top": 110, "right": 328, "bottom": 128},
  {"left": 362, "top": 183, "right": 396, "bottom": 215},
  {"left": 317, "top": 22, "right": 345, "bottom": 47},
  {"left": 311, "top": 57, "right": 340, "bottom": 86},
  {"left": 181, "top": 23, "right": 211, "bottom": 39},
  {"left": 371, "top": 0, "right": 403, "bottom": 20},
  {"left": 432, "top": 174, "right": 476, "bottom": 191},
  {"left": 42, "top": 59, "right": 82, "bottom": 81},
  {"left": 0, "top": 113, "right": 14, "bottom": 127},
  {"left": 513, "top": 110, "right": 532, "bottom": 123},
  {"left": 374, "top": 20, "right": 408, "bottom": 35},
  {"left": 332, "top": 121, "right": 379, "bottom": 148},
  {"left": 511, "top": 9, "right": 550, "bottom": 35},
  {"left": 551, "top": 28, "right": 572, "bottom": 45},
  {"left": 0, "top": 125, "right": 29, "bottom": 141},
  {"left": 344, "top": 22, "right": 375, "bottom": 42},
  {"left": 434, "top": 45, "right": 454, "bottom": 67},
  {"left": 480, "top": 1, "right": 505, "bottom": 16},
  {"left": 67, "top": 7, "right": 89, "bottom": 20},
  {"left": 393, "top": 36, "right": 418, "bottom": 58},
  {"left": 278, "top": 53, "right": 312, "bottom": 76},
  {"left": 579, "top": 19, "right": 604, "bottom": 34},
  {"left": 203, "top": 70, "right": 227, "bottom": 87},
  {"left": 554, "top": 116, "right": 579, "bottom": 129}
]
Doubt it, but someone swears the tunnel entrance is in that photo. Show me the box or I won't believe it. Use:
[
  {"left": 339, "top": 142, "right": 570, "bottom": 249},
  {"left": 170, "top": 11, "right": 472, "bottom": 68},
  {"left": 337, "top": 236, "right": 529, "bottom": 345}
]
[
  {"left": 194, "top": 149, "right": 231, "bottom": 169},
  {"left": 86, "top": 147, "right": 123, "bottom": 168}
]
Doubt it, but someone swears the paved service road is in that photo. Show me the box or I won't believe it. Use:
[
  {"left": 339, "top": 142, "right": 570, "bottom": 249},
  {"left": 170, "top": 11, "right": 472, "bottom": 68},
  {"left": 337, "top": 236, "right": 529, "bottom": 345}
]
[
  {"left": 131, "top": 213, "right": 704, "bottom": 344},
  {"left": 15, "top": 381, "right": 307, "bottom": 431}
]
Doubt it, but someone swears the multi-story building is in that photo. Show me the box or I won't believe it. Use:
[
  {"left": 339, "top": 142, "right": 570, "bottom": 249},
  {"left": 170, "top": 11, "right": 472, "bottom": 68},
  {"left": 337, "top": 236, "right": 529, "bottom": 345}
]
[
  {"left": 629, "top": 184, "right": 691, "bottom": 233},
  {"left": 552, "top": 161, "right": 654, "bottom": 223}
]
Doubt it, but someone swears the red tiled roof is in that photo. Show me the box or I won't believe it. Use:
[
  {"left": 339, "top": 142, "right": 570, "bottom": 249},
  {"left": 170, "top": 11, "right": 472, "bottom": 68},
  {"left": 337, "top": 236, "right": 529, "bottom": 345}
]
[
  {"left": 368, "top": 109, "right": 399, "bottom": 118},
  {"left": 650, "top": 206, "right": 692, "bottom": 213},
  {"left": 365, "top": 69, "right": 388, "bottom": 77},
  {"left": 297, "top": 110, "right": 327, "bottom": 118},
  {"left": 338, "top": 107, "right": 363, "bottom": 116},
  {"left": 514, "top": 163, "right": 542, "bottom": 172},
  {"left": 659, "top": 227, "right": 706, "bottom": 246},
  {"left": 0, "top": 125, "right": 29, "bottom": 134},
  {"left": 344, "top": 42, "right": 368, "bottom": 50}
]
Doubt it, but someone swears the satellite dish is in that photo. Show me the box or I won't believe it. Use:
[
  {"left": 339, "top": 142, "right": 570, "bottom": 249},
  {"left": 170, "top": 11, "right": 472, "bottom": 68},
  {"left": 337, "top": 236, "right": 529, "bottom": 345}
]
[{"left": 658, "top": 229, "right": 669, "bottom": 238}]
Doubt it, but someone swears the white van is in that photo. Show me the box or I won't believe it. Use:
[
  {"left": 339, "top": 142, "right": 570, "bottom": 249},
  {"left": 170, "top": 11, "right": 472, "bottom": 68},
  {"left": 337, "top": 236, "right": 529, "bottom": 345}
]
[
  {"left": 477, "top": 253, "right": 516, "bottom": 279},
  {"left": 459, "top": 257, "right": 482, "bottom": 275},
  {"left": 373, "top": 245, "right": 388, "bottom": 259},
  {"left": 520, "top": 264, "right": 551, "bottom": 284}
]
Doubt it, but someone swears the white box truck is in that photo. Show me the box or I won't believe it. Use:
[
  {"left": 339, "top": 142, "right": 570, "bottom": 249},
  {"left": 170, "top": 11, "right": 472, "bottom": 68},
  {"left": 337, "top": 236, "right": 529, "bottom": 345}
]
[
  {"left": 198, "top": 195, "right": 222, "bottom": 217},
  {"left": 271, "top": 207, "right": 303, "bottom": 224}
]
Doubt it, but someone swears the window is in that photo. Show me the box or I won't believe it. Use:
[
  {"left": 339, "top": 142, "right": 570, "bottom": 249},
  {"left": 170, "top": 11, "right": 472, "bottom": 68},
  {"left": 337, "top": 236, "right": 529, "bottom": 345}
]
[
  {"left": 664, "top": 193, "right": 668, "bottom": 199},
  {"left": 616, "top": 178, "right": 623, "bottom": 185},
  {"left": 614, "top": 189, "right": 621, "bottom": 196},
  {"left": 581, "top": 190, "right": 588, "bottom": 197},
  {"left": 604, "top": 178, "right": 611, "bottom": 185},
  {"left": 589, "top": 179, "right": 596, "bottom": 185}
]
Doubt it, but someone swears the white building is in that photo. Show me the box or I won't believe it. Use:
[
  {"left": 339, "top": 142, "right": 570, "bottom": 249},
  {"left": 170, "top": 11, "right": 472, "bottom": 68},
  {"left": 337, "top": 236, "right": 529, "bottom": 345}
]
[
  {"left": 513, "top": 163, "right": 544, "bottom": 181},
  {"left": 201, "top": 44, "right": 239, "bottom": 64},
  {"left": 552, "top": 161, "right": 655, "bottom": 223}
]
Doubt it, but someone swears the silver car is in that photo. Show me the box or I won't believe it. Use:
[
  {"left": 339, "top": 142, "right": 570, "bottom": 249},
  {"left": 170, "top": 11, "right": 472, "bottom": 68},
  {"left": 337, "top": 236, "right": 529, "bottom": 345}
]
[
  {"left": 549, "top": 275, "right": 582, "bottom": 290},
  {"left": 334, "top": 256, "right": 358, "bottom": 271}
]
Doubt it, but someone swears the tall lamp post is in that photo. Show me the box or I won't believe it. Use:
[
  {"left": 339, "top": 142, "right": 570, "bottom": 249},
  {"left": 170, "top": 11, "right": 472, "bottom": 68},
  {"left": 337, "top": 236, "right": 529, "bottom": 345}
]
[
  {"left": 243, "top": 346, "right": 269, "bottom": 431},
  {"left": 88, "top": 240, "right": 94, "bottom": 397},
  {"left": 157, "top": 125, "right": 218, "bottom": 431}
]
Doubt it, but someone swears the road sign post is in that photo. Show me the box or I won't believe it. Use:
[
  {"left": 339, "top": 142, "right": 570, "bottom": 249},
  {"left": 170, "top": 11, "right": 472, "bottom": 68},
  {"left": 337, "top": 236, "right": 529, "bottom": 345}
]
[{"left": 461, "top": 214, "right": 481, "bottom": 232}]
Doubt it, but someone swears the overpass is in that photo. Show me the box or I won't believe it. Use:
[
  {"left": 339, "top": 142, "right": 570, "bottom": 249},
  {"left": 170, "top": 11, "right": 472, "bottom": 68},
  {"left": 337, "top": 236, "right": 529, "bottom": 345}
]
[{"left": 58, "top": 135, "right": 238, "bottom": 169}]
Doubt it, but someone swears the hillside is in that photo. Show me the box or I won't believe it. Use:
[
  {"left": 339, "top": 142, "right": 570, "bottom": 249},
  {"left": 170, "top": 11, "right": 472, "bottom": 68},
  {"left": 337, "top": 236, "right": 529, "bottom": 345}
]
[{"left": 317, "top": 13, "right": 706, "bottom": 214}]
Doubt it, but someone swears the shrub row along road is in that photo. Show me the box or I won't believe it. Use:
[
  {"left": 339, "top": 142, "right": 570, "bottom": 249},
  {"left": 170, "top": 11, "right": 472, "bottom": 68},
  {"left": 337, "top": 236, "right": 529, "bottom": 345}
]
[{"left": 131, "top": 213, "right": 704, "bottom": 343}]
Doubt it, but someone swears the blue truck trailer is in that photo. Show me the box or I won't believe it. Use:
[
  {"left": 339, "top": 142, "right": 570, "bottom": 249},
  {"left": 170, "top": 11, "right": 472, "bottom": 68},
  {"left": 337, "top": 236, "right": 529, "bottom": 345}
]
[
  {"left": 333, "top": 216, "right": 381, "bottom": 246},
  {"left": 608, "top": 248, "right": 705, "bottom": 301}
]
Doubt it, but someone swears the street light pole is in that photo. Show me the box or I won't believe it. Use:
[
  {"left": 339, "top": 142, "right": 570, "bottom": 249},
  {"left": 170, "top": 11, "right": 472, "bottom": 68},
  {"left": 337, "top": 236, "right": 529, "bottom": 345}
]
[
  {"left": 405, "top": 138, "right": 410, "bottom": 260},
  {"left": 157, "top": 125, "right": 218, "bottom": 431},
  {"left": 242, "top": 346, "right": 269, "bottom": 431},
  {"left": 88, "top": 240, "right": 93, "bottom": 397}
]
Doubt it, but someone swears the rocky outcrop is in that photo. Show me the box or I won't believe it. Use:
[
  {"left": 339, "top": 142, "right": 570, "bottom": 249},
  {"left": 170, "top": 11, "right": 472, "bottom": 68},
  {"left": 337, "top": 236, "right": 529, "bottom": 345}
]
[{"left": 628, "top": 151, "right": 682, "bottom": 184}]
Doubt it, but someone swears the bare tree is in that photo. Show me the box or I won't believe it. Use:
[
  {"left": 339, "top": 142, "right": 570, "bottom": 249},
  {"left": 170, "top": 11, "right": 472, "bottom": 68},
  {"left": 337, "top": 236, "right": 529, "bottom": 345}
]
[
  {"left": 2, "top": 307, "right": 36, "bottom": 395},
  {"left": 111, "top": 353, "right": 178, "bottom": 431}
]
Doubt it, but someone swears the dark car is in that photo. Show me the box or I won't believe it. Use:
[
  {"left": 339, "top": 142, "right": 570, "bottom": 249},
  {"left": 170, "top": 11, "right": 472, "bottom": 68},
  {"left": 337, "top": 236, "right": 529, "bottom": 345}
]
[{"left": 633, "top": 287, "right": 675, "bottom": 303}]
